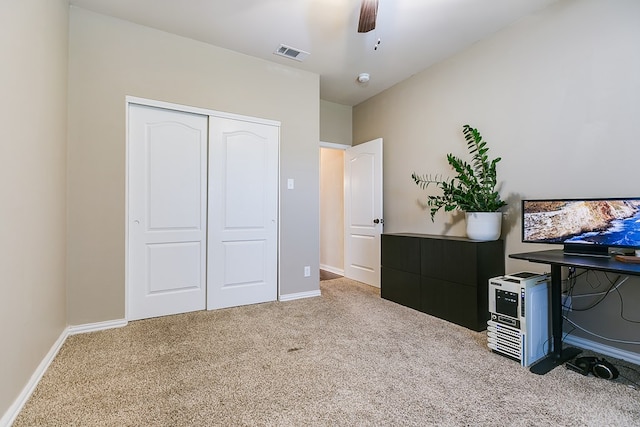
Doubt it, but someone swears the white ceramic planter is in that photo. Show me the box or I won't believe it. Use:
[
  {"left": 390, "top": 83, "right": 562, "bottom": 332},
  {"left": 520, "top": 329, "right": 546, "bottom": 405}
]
[{"left": 465, "top": 212, "right": 502, "bottom": 241}]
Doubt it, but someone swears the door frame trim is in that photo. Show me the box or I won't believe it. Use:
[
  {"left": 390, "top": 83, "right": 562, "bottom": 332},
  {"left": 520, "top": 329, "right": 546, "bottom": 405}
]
[
  {"left": 126, "top": 96, "right": 280, "bottom": 126},
  {"left": 319, "top": 141, "right": 349, "bottom": 277},
  {"left": 320, "top": 141, "right": 350, "bottom": 150},
  {"left": 125, "top": 96, "right": 281, "bottom": 320}
]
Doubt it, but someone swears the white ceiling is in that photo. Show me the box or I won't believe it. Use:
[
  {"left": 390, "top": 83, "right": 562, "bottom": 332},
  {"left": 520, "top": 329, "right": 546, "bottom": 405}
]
[{"left": 69, "top": 0, "right": 559, "bottom": 106}]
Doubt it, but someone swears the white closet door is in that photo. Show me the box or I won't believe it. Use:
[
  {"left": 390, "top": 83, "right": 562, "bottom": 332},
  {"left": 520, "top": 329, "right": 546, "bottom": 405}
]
[
  {"left": 207, "top": 116, "right": 279, "bottom": 309},
  {"left": 128, "top": 104, "right": 208, "bottom": 320}
]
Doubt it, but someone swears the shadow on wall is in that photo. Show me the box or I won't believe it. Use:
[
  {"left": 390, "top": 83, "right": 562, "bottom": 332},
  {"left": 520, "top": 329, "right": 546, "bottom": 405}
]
[
  {"left": 502, "top": 192, "right": 523, "bottom": 239},
  {"left": 413, "top": 192, "right": 522, "bottom": 239}
]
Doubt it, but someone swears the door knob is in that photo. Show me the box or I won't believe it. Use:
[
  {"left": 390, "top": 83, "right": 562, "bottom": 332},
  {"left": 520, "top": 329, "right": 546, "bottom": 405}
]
[{"left": 373, "top": 218, "right": 384, "bottom": 224}]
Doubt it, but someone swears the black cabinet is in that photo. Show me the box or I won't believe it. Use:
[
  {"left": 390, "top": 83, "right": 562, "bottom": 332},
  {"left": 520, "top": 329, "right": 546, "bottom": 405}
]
[{"left": 381, "top": 233, "right": 504, "bottom": 331}]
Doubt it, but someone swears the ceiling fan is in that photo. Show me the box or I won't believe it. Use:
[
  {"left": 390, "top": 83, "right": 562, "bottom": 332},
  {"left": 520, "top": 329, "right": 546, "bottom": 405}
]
[{"left": 357, "top": 0, "right": 379, "bottom": 33}]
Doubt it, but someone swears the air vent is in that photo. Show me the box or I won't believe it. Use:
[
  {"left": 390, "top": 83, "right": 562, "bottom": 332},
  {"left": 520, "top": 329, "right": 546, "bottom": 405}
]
[{"left": 274, "top": 44, "right": 310, "bottom": 62}]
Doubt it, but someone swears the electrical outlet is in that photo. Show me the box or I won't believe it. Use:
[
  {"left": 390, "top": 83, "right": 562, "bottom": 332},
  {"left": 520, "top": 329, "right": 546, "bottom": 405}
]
[{"left": 304, "top": 266, "right": 311, "bottom": 277}]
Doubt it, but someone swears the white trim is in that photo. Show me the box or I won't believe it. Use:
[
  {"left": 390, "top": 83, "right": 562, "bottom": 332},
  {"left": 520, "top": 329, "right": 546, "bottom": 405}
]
[
  {"left": 0, "top": 329, "right": 68, "bottom": 427},
  {"left": 126, "top": 96, "right": 280, "bottom": 127},
  {"left": 68, "top": 319, "right": 127, "bottom": 335},
  {"left": 0, "top": 319, "right": 128, "bottom": 426},
  {"left": 563, "top": 335, "right": 640, "bottom": 366},
  {"left": 125, "top": 97, "right": 131, "bottom": 321},
  {"left": 320, "top": 264, "right": 344, "bottom": 276},
  {"left": 320, "top": 141, "right": 350, "bottom": 150},
  {"left": 279, "top": 290, "right": 322, "bottom": 302}
]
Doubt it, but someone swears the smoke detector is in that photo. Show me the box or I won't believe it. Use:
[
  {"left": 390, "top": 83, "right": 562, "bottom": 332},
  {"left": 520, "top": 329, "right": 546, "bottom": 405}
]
[
  {"left": 274, "top": 44, "right": 310, "bottom": 62},
  {"left": 357, "top": 73, "right": 370, "bottom": 83}
]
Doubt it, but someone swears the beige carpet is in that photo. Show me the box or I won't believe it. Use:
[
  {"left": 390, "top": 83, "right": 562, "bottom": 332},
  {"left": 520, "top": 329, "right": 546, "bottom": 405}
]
[{"left": 14, "top": 278, "right": 640, "bottom": 426}]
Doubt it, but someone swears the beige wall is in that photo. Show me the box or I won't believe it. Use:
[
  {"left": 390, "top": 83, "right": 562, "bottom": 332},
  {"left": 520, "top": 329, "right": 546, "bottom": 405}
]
[
  {"left": 320, "top": 100, "right": 352, "bottom": 145},
  {"left": 0, "top": 0, "right": 69, "bottom": 418},
  {"left": 354, "top": 0, "right": 640, "bottom": 354},
  {"left": 67, "top": 7, "right": 320, "bottom": 324},
  {"left": 320, "top": 148, "right": 345, "bottom": 272}
]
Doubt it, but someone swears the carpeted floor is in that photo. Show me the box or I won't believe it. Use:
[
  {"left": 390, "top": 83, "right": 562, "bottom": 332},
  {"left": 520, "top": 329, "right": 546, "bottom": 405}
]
[
  {"left": 13, "top": 278, "right": 640, "bottom": 426},
  {"left": 320, "top": 269, "right": 342, "bottom": 281}
]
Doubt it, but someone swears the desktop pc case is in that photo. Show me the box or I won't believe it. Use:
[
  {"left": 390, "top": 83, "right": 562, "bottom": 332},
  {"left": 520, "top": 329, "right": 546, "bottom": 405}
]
[{"left": 487, "top": 272, "right": 551, "bottom": 367}]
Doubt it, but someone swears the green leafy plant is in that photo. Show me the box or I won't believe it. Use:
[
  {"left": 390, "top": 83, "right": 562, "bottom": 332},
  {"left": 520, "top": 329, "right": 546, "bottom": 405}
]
[{"left": 411, "top": 125, "right": 506, "bottom": 221}]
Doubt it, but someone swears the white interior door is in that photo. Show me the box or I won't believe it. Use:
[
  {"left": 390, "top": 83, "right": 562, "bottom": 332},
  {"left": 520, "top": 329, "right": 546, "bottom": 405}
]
[
  {"left": 207, "top": 116, "right": 279, "bottom": 309},
  {"left": 344, "top": 138, "right": 383, "bottom": 287},
  {"left": 128, "top": 104, "right": 208, "bottom": 320}
]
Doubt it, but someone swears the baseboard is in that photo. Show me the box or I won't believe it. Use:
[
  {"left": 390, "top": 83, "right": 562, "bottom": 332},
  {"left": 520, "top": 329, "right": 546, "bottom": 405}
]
[
  {"left": 279, "top": 289, "right": 322, "bottom": 302},
  {"left": 564, "top": 335, "right": 640, "bottom": 366},
  {"left": 0, "top": 328, "right": 68, "bottom": 427},
  {"left": 1, "top": 318, "right": 127, "bottom": 427},
  {"left": 320, "top": 264, "right": 344, "bottom": 276},
  {"left": 68, "top": 318, "right": 127, "bottom": 335}
]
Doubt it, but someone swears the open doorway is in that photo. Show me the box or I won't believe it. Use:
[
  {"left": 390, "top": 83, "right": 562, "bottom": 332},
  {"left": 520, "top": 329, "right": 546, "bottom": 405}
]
[
  {"left": 320, "top": 144, "right": 346, "bottom": 280},
  {"left": 319, "top": 138, "right": 383, "bottom": 286}
]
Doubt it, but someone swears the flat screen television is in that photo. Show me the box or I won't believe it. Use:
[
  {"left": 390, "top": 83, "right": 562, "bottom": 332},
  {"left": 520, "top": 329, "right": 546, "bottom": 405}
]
[{"left": 522, "top": 198, "right": 640, "bottom": 257}]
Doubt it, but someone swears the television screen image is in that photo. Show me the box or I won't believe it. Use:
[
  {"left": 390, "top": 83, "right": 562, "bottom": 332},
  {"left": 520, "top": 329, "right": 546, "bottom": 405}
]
[{"left": 522, "top": 199, "right": 640, "bottom": 253}]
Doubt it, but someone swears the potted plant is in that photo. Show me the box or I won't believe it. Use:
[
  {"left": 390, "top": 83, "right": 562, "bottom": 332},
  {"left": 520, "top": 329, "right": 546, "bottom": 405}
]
[{"left": 411, "top": 124, "right": 506, "bottom": 241}]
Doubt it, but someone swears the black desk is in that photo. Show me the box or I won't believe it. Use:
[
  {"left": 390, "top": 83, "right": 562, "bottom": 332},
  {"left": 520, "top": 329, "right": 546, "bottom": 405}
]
[{"left": 509, "top": 249, "right": 640, "bottom": 374}]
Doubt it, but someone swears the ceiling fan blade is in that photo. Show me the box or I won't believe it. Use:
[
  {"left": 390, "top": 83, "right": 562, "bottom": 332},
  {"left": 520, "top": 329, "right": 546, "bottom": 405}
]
[{"left": 357, "top": 0, "right": 378, "bottom": 33}]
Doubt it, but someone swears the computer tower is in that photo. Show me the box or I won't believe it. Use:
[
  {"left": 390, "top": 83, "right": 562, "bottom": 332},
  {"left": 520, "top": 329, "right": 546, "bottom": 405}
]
[{"left": 487, "top": 272, "right": 551, "bottom": 367}]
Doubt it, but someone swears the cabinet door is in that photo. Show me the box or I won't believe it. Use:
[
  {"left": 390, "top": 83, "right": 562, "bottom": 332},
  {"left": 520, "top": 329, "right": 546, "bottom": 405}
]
[
  {"left": 381, "top": 235, "right": 421, "bottom": 309},
  {"left": 421, "top": 277, "right": 480, "bottom": 331},
  {"left": 421, "top": 239, "right": 478, "bottom": 286},
  {"left": 381, "top": 234, "right": 420, "bottom": 273},
  {"left": 381, "top": 267, "right": 421, "bottom": 310}
]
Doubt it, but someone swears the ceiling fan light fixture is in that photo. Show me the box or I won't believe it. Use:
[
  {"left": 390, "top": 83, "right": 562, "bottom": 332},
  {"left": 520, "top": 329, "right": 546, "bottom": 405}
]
[{"left": 358, "top": 0, "right": 379, "bottom": 33}]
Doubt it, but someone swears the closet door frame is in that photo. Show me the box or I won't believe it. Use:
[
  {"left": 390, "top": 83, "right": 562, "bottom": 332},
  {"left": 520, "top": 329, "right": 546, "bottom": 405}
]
[{"left": 125, "top": 96, "right": 281, "bottom": 319}]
